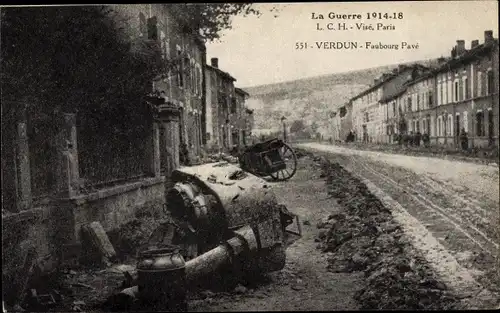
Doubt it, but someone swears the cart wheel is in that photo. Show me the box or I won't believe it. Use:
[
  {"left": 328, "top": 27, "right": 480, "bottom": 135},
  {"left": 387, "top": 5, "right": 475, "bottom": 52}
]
[{"left": 269, "top": 143, "right": 298, "bottom": 181}]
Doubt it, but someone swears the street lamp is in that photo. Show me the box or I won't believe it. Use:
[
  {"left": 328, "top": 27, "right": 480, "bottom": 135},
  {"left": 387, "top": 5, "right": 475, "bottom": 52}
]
[{"left": 281, "top": 116, "right": 287, "bottom": 142}]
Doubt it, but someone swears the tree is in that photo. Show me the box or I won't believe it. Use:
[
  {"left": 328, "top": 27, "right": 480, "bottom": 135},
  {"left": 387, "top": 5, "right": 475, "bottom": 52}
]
[
  {"left": 169, "top": 3, "right": 281, "bottom": 42},
  {"left": 311, "top": 121, "right": 319, "bottom": 133},
  {"left": 290, "top": 120, "right": 306, "bottom": 133},
  {"left": 1, "top": 6, "right": 158, "bottom": 124}
]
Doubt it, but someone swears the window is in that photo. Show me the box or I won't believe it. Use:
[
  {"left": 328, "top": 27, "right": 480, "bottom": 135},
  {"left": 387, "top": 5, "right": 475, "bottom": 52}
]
[
  {"left": 459, "top": 79, "right": 464, "bottom": 101},
  {"left": 476, "top": 111, "right": 484, "bottom": 136},
  {"left": 177, "top": 47, "right": 184, "bottom": 88},
  {"left": 198, "top": 67, "right": 203, "bottom": 96},
  {"left": 184, "top": 56, "right": 191, "bottom": 89},
  {"left": 139, "top": 13, "right": 147, "bottom": 37},
  {"left": 430, "top": 115, "right": 435, "bottom": 136},
  {"left": 437, "top": 116, "right": 442, "bottom": 136},
  {"left": 147, "top": 16, "right": 158, "bottom": 40},
  {"left": 439, "top": 82, "right": 443, "bottom": 105},
  {"left": 477, "top": 71, "right": 483, "bottom": 96},
  {"left": 417, "top": 94, "right": 420, "bottom": 111},
  {"left": 231, "top": 98, "right": 237, "bottom": 114},
  {"left": 488, "top": 109, "right": 494, "bottom": 139},
  {"left": 429, "top": 90, "right": 434, "bottom": 107},
  {"left": 160, "top": 31, "right": 166, "bottom": 60},
  {"left": 464, "top": 77, "right": 469, "bottom": 99},
  {"left": 441, "top": 116, "right": 446, "bottom": 136},
  {"left": 448, "top": 114, "right": 453, "bottom": 136},
  {"left": 454, "top": 81, "right": 459, "bottom": 102},
  {"left": 407, "top": 97, "right": 412, "bottom": 112},
  {"left": 487, "top": 70, "right": 494, "bottom": 95}
]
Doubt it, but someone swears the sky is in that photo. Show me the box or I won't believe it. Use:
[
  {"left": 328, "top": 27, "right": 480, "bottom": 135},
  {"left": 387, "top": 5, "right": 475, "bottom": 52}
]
[{"left": 206, "top": 1, "right": 499, "bottom": 88}]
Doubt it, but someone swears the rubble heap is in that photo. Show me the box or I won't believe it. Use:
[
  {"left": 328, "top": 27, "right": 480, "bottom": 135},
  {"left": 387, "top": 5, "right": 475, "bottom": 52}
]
[{"left": 315, "top": 159, "right": 460, "bottom": 310}]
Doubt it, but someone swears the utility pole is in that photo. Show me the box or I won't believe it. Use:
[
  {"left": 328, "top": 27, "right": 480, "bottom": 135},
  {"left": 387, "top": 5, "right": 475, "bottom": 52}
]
[{"left": 281, "top": 116, "right": 287, "bottom": 142}]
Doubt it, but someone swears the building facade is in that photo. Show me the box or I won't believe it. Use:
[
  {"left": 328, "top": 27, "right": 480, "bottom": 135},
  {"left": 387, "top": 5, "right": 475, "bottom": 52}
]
[
  {"left": 204, "top": 57, "right": 237, "bottom": 151},
  {"left": 392, "top": 30, "right": 499, "bottom": 148},
  {"left": 349, "top": 30, "right": 498, "bottom": 149},
  {"left": 351, "top": 64, "right": 428, "bottom": 143},
  {"left": 233, "top": 88, "right": 251, "bottom": 146}
]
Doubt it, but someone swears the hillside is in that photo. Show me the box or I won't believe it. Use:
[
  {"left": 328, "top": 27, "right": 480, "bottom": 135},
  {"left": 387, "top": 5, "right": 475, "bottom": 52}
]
[{"left": 244, "top": 58, "right": 442, "bottom": 137}]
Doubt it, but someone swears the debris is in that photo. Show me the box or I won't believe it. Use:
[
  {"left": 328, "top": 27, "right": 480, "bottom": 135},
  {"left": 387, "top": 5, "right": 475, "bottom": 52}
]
[
  {"left": 316, "top": 159, "right": 461, "bottom": 310},
  {"left": 200, "top": 290, "right": 216, "bottom": 299},
  {"left": 4, "top": 241, "right": 38, "bottom": 305},
  {"left": 70, "top": 282, "right": 94, "bottom": 289},
  {"left": 104, "top": 286, "right": 138, "bottom": 311},
  {"left": 59, "top": 243, "right": 82, "bottom": 268},
  {"left": 81, "top": 221, "right": 117, "bottom": 265},
  {"left": 26, "top": 289, "right": 57, "bottom": 310},
  {"left": 291, "top": 285, "right": 303, "bottom": 291},
  {"left": 234, "top": 284, "right": 247, "bottom": 294}
]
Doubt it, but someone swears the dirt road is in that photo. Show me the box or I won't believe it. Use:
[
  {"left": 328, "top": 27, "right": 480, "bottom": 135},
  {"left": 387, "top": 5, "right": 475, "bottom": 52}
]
[
  {"left": 189, "top": 156, "right": 363, "bottom": 311},
  {"left": 298, "top": 143, "right": 500, "bottom": 299}
]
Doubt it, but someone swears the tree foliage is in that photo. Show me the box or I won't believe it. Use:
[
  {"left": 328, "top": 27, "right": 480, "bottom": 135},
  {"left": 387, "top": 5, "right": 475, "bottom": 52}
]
[
  {"left": 170, "top": 3, "right": 281, "bottom": 42},
  {"left": 290, "top": 120, "right": 306, "bottom": 133},
  {"left": 1, "top": 6, "right": 156, "bottom": 127}
]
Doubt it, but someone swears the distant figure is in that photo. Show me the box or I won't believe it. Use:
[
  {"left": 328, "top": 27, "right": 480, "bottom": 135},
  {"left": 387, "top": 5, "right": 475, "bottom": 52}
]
[
  {"left": 415, "top": 131, "right": 422, "bottom": 147},
  {"left": 459, "top": 128, "right": 468, "bottom": 151},
  {"left": 346, "top": 131, "right": 355, "bottom": 143},
  {"left": 395, "top": 133, "right": 402, "bottom": 146},
  {"left": 422, "top": 133, "right": 430, "bottom": 148},
  {"left": 179, "top": 142, "right": 190, "bottom": 166}
]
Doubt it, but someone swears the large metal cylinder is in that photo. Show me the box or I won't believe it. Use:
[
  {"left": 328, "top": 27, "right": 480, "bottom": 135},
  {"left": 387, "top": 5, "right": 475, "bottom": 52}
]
[
  {"left": 169, "top": 162, "right": 279, "bottom": 229},
  {"left": 136, "top": 246, "right": 187, "bottom": 312}
]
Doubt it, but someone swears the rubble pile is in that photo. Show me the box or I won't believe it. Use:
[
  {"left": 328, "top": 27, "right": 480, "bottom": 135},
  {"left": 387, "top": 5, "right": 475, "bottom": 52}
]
[
  {"left": 107, "top": 214, "right": 170, "bottom": 259},
  {"left": 315, "top": 160, "right": 460, "bottom": 310}
]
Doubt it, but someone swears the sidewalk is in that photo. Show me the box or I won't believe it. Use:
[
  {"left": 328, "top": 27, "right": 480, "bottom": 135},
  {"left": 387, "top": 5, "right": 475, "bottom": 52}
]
[{"left": 293, "top": 140, "right": 499, "bottom": 167}]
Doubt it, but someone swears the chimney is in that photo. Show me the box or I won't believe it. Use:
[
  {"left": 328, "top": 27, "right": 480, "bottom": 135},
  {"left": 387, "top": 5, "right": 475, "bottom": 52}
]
[
  {"left": 484, "top": 30, "right": 494, "bottom": 45},
  {"left": 211, "top": 57, "right": 219, "bottom": 68},
  {"left": 456, "top": 40, "right": 466, "bottom": 55},
  {"left": 471, "top": 40, "right": 479, "bottom": 49}
]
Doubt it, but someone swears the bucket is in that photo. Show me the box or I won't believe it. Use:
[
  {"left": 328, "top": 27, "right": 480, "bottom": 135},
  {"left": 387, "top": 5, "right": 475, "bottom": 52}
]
[{"left": 137, "top": 245, "right": 187, "bottom": 311}]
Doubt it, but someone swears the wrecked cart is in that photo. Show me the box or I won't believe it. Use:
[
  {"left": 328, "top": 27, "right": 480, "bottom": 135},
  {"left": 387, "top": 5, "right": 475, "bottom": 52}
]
[
  {"left": 115, "top": 162, "right": 301, "bottom": 311},
  {"left": 239, "top": 138, "right": 298, "bottom": 181}
]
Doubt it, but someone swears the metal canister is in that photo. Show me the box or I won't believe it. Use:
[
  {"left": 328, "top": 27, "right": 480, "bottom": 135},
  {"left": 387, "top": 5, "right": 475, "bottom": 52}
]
[{"left": 137, "top": 246, "right": 187, "bottom": 311}]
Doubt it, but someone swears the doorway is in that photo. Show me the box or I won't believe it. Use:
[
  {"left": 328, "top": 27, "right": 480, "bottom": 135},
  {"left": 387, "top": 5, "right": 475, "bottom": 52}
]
[
  {"left": 455, "top": 114, "right": 460, "bottom": 145},
  {"left": 488, "top": 109, "right": 494, "bottom": 145}
]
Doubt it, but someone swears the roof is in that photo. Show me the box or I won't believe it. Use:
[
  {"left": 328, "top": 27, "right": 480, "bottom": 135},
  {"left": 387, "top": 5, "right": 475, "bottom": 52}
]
[
  {"left": 350, "top": 64, "right": 428, "bottom": 102},
  {"left": 379, "top": 88, "right": 407, "bottom": 103},
  {"left": 205, "top": 64, "right": 236, "bottom": 82},
  {"left": 396, "top": 39, "right": 497, "bottom": 90},
  {"left": 434, "top": 40, "right": 497, "bottom": 74},
  {"left": 235, "top": 87, "right": 249, "bottom": 97}
]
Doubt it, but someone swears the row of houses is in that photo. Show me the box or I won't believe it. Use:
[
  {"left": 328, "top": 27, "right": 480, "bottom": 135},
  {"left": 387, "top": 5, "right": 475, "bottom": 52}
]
[
  {"left": 1, "top": 4, "right": 254, "bottom": 290},
  {"left": 331, "top": 30, "right": 499, "bottom": 149},
  {"left": 113, "top": 4, "right": 254, "bottom": 155}
]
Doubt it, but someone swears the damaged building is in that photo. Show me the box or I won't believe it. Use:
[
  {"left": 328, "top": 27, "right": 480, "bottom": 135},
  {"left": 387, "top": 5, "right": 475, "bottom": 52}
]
[{"left": 1, "top": 4, "right": 255, "bottom": 307}]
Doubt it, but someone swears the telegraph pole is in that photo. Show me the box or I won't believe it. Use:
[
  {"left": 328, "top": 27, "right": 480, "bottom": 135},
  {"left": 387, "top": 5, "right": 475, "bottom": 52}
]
[{"left": 281, "top": 116, "right": 287, "bottom": 142}]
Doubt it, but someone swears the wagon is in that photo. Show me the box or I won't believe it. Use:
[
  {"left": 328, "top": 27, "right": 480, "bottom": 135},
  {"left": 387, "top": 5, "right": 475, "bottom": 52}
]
[{"left": 239, "top": 138, "right": 298, "bottom": 181}]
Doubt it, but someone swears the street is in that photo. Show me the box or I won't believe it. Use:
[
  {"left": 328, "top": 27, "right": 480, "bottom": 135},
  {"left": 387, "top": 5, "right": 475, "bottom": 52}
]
[
  {"left": 298, "top": 143, "right": 500, "bottom": 298},
  {"left": 189, "top": 156, "right": 363, "bottom": 311}
]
